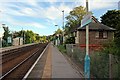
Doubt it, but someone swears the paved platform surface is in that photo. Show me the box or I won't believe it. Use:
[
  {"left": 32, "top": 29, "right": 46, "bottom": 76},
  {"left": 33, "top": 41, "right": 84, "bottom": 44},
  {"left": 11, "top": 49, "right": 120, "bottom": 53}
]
[
  {"left": 52, "top": 44, "right": 82, "bottom": 78},
  {"left": 27, "top": 43, "right": 83, "bottom": 79}
]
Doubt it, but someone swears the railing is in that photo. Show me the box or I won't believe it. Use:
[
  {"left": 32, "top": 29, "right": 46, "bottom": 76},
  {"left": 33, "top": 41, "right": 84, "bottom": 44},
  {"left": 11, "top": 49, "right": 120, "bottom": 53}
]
[{"left": 66, "top": 44, "right": 120, "bottom": 78}]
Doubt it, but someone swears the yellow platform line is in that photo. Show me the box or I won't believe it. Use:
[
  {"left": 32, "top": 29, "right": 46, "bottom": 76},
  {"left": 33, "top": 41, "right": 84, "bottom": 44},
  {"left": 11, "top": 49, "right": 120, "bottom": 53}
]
[{"left": 42, "top": 45, "right": 52, "bottom": 80}]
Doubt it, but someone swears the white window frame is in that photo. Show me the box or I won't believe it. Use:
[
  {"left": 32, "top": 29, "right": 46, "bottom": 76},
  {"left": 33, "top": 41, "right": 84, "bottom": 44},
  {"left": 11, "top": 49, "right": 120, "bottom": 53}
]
[
  {"left": 103, "top": 31, "right": 108, "bottom": 38},
  {"left": 95, "top": 31, "right": 99, "bottom": 38}
]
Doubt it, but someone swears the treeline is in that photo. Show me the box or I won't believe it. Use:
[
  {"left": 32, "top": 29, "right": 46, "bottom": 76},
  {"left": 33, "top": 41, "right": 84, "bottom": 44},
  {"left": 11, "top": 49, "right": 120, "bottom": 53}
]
[
  {"left": 13, "top": 30, "right": 48, "bottom": 44},
  {"left": 2, "top": 25, "right": 50, "bottom": 47}
]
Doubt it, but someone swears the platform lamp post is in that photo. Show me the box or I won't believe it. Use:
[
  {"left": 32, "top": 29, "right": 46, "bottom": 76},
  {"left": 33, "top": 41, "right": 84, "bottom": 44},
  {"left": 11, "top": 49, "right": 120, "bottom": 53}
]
[
  {"left": 22, "top": 28, "right": 25, "bottom": 44},
  {"left": 55, "top": 25, "right": 59, "bottom": 29},
  {"left": 55, "top": 25, "right": 59, "bottom": 46},
  {"left": 11, "top": 31, "right": 14, "bottom": 46},
  {"left": 84, "top": 0, "right": 90, "bottom": 79},
  {"left": 62, "top": 10, "right": 64, "bottom": 44}
]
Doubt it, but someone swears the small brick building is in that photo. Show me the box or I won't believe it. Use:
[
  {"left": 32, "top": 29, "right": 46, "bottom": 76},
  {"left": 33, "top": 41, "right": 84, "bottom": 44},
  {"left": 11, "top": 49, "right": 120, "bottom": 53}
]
[
  {"left": 13, "top": 37, "right": 23, "bottom": 46},
  {"left": 77, "top": 16, "right": 116, "bottom": 51}
]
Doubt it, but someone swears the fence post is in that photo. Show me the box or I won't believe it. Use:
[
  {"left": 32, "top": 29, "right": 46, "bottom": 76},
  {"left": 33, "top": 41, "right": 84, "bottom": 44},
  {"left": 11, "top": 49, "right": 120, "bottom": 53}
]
[{"left": 109, "top": 54, "right": 113, "bottom": 78}]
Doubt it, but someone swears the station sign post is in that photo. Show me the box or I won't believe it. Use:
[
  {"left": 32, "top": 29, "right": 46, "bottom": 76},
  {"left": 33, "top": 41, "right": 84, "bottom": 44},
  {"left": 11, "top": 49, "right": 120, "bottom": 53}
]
[{"left": 81, "top": 13, "right": 92, "bottom": 79}]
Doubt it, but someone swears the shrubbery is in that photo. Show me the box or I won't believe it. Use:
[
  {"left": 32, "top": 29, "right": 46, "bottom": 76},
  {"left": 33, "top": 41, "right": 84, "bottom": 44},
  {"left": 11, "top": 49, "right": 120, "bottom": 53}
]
[{"left": 65, "top": 37, "right": 75, "bottom": 44}]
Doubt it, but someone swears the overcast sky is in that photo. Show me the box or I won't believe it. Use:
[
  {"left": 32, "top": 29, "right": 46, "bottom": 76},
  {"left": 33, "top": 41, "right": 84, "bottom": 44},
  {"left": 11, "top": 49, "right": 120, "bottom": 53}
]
[{"left": 0, "top": 0, "right": 119, "bottom": 36}]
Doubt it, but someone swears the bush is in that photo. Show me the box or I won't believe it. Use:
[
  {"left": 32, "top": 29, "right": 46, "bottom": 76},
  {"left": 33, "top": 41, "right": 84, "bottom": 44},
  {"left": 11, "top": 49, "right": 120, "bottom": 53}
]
[
  {"left": 90, "top": 52, "right": 109, "bottom": 78},
  {"left": 102, "top": 40, "right": 120, "bottom": 56},
  {"left": 57, "top": 44, "right": 66, "bottom": 53},
  {"left": 65, "top": 37, "right": 75, "bottom": 44}
]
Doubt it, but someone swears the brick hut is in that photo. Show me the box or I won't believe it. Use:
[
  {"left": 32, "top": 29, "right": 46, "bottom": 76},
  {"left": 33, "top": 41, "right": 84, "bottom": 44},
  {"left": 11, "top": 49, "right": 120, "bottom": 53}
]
[{"left": 77, "top": 16, "right": 116, "bottom": 52}]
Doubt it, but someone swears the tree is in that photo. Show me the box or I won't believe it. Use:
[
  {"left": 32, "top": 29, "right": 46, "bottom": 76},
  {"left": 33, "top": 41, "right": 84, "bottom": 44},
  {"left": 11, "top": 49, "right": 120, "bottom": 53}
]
[
  {"left": 101, "top": 10, "right": 120, "bottom": 56},
  {"left": 64, "top": 6, "right": 89, "bottom": 44},
  {"left": 65, "top": 37, "right": 75, "bottom": 44},
  {"left": 3, "top": 26, "right": 10, "bottom": 47},
  {"left": 101, "top": 10, "right": 120, "bottom": 43},
  {"left": 25, "top": 30, "right": 36, "bottom": 44},
  {"left": 55, "top": 29, "right": 63, "bottom": 35},
  {"left": 46, "top": 35, "right": 53, "bottom": 42},
  {"left": 13, "top": 30, "right": 25, "bottom": 38},
  {"left": 54, "top": 29, "right": 63, "bottom": 44},
  {"left": 40, "top": 36, "right": 47, "bottom": 43},
  {"left": 35, "top": 34, "right": 40, "bottom": 42},
  {"left": 101, "top": 10, "right": 120, "bottom": 30},
  {"left": 65, "top": 6, "right": 88, "bottom": 34}
]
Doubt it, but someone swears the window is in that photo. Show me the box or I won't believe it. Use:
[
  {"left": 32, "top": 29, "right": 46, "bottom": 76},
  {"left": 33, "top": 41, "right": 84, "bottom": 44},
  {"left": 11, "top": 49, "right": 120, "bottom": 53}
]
[
  {"left": 103, "top": 32, "right": 107, "bottom": 38},
  {"left": 96, "top": 31, "right": 108, "bottom": 39},
  {"left": 95, "top": 31, "right": 99, "bottom": 38},
  {"left": 99, "top": 31, "right": 103, "bottom": 39},
  {"left": 74, "top": 31, "right": 77, "bottom": 37}
]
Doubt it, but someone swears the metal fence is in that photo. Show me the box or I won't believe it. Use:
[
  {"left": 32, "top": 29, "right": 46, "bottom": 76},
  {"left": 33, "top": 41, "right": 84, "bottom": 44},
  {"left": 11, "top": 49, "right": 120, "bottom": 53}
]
[
  {"left": 66, "top": 44, "right": 85, "bottom": 74},
  {"left": 66, "top": 44, "right": 120, "bottom": 78}
]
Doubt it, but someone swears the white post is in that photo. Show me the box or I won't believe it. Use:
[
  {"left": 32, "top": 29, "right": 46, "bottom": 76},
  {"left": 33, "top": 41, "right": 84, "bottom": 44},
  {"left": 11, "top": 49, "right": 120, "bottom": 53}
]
[
  {"left": 86, "top": 0, "right": 89, "bottom": 56},
  {"left": 86, "top": 25, "right": 89, "bottom": 55},
  {"left": 84, "top": 0, "right": 90, "bottom": 79},
  {"left": 85, "top": 0, "right": 89, "bottom": 56}
]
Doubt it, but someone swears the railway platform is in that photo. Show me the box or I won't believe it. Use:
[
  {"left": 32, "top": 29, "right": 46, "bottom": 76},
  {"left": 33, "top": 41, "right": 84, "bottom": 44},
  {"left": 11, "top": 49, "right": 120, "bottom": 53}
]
[{"left": 26, "top": 43, "right": 83, "bottom": 79}]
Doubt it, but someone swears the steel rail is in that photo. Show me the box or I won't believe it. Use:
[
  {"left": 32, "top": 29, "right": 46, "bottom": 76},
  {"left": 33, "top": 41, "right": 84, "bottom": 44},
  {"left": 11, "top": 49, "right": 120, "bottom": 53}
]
[
  {"left": 0, "top": 44, "right": 39, "bottom": 65},
  {"left": 0, "top": 46, "right": 41, "bottom": 79},
  {"left": 22, "top": 43, "right": 49, "bottom": 80}
]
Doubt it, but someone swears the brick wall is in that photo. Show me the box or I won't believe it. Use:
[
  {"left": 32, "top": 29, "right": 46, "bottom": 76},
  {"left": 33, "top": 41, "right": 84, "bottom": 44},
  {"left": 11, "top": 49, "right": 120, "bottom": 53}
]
[{"left": 78, "top": 31, "right": 114, "bottom": 51}]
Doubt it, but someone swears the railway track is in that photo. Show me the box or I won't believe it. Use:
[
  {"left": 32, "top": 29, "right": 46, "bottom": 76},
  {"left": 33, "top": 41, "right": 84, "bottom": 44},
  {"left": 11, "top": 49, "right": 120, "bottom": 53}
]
[
  {"left": 1, "top": 44, "right": 39, "bottom": 64},
  {"left": 0, "top": 43, "right": 48, "bottom": 80}
]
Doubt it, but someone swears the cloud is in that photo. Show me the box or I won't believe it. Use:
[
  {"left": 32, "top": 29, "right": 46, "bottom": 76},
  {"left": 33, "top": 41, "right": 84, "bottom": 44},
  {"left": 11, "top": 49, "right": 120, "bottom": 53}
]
[
  {"left": 0, "top": 3, "right": 25, "bottom": 16},
  {"left": 38, "top": 3, "right": 73, "bottom": 28},
  {"left": 26, "top": 0, "right": 38, "bottom": 6},
  {"left": 44, "top": 6, "right": 60, "bottom": 20},
  {"left": 1, "top": 0, "right": 117, "bottom": 20},
  {"left": 1, "top": 2, "right": 72, "bottom": 20},
  {"left": 0, "top": 0, "right": 83, "bottom": 2},
  {"left": 1, "top": 0, "right": 119, "bottom": 3},
  {"left": 27, "top": 23, "right": 46, "bottom": 29},
  {"left": 0, "top": 0, "right": 119, "bottom": 35},
  {"left": 44, "top": 0, "right": 57, "bottom": 3},
  {"left": 89, "top": 0, "right": 117, "bottom": 10},
  {"left": 20, "top": 7, "right": 37, "bottom": 17},
  {"left": 0, "top": 13, "right": 46, "bottom": 29}
]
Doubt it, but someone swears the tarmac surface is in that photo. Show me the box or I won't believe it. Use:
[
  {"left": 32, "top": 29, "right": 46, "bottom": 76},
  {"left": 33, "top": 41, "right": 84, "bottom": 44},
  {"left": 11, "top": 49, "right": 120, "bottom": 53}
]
[
  {"left": 27, "top": 43, "right": 83, "bottom": 79},
  {"left": 52, "top": 44, "right": 82, "bottom": 78}
]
